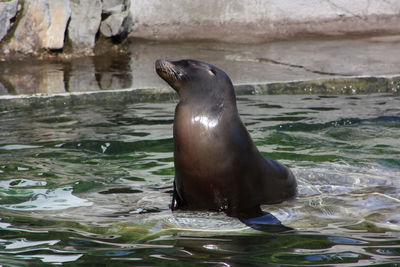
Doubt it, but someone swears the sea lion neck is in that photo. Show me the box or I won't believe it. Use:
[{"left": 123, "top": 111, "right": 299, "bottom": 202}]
[
  {"left": 178, "top": 85, "right": 238, "bottom": 119},
  {"left": 182, "top": 96, "right": 223, "bottom": 118}
]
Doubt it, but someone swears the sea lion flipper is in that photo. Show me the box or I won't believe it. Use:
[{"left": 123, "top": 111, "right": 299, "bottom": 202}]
[{"left": 171, "top": 181, "right": 183, "bottom": 211}]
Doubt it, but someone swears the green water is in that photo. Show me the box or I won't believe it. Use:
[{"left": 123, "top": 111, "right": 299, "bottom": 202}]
[{"left": 0, "top": 94, "right": 399, "bottom": 266}]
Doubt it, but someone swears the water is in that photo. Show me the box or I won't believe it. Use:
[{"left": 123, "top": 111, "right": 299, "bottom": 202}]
[{"left": 0, "top": 94, "right": 399, "bottom": 266}]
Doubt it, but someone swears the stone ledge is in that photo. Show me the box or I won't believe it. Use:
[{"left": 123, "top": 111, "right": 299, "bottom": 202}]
[{"left": 1, "top": 76, "right": 399, "bottom": 111}]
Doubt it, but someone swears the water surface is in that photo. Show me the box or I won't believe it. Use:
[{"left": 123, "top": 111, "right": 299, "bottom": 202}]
[{"left": 0, "top": 94, "right": 399, "bottom": 265}]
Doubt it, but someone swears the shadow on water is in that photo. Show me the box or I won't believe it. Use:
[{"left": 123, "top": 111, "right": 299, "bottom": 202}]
[{"left": 240, "top": 213, "right": 295, "bottom": 233}]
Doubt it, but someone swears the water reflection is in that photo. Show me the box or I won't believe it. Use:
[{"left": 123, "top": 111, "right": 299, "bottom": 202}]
[
  {"left": 0, "top": 52, "right": 132, "bottom": 95},
  {"left": 2, "top": 40, "right": 400, "bottom": 96}
]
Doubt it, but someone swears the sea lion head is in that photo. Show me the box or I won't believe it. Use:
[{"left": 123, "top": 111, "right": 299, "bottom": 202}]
[{"left": 155, "top": 59, "right": 235, "bottom": 102}]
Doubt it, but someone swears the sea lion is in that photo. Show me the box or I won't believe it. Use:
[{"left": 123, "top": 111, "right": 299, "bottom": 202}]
[{"left": 155, "top": 59, "right": 297, "bottom": 219}]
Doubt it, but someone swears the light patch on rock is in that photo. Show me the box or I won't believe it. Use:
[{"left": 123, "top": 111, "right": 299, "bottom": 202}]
[
  {"left": 100, "top": 11, "right": 133, "bottom": 38},
  {"left": 68, "top": 0, "right": 102, "bottom": 53},
  {"left": 0, "top": 0, "right": 18, "bottom": 42},
  {"left": 4, "top": 0, "right": 70, "bottom": 53}
]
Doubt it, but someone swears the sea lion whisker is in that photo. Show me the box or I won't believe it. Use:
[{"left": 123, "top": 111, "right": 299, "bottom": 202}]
[{"left": 162, "top": 62, "right": 186, "bottom": 81}]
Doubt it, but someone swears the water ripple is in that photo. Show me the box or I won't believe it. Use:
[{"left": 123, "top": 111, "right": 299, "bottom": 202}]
[{"left": 0, "top": 94, "right": 399, "bottom": 265}]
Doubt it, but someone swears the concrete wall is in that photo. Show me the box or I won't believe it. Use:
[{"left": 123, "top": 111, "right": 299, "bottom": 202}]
[{"left": 129, "top": 0, "right": 400, "bottom": 42}]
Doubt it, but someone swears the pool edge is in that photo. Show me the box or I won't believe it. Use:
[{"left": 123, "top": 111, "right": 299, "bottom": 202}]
[{"left": 1, "top": 75, "right": 399, "bottom": 111}]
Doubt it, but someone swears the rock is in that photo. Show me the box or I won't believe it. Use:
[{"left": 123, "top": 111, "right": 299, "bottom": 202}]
[
  {"left": 0, "top": 0, "right": 18, "bottom": 42},
  {"left": 100, "top": 0, "right": 133, "bottom": 39},
  {"left": 68, "top": 0, "right": 102, "bottom": 53},
  {"left": 102, "top": 0, "right": 131, "bottom": 14},
  {"left": 100, "top": 11, "right": 133, "bottom": 38},
  {"left": 5, "top": 0, "right": 70, "bottom": 53},
  {"left": 102, "top": 0, "right": 126, "bottom": 14}
]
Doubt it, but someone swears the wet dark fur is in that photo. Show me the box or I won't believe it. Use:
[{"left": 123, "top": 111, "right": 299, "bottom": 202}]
[{"left": 155, "top": 59, "right": 297, "bottom": 218}]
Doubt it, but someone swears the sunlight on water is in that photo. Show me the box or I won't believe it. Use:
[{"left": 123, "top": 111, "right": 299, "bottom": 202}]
[
  {"left": 2, "top": 186, "right": 92, "bottom": 211},
  {"left": 0, "top": 94, "right": 399, "bottom": 265}
]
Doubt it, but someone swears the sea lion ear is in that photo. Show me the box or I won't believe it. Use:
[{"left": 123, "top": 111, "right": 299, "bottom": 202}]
[{"left": 207, "top": 69, "right": 216, "bottom": 76}]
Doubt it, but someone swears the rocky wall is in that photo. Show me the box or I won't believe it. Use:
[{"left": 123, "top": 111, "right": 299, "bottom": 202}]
[
  {"left": 0, "top": 0, "right": 133, "bottom": 55},
  {"left": 2, "top": 0, "right": 400, "bottom": 56}
]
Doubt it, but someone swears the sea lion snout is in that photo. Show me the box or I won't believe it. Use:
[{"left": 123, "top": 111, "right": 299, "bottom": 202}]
[
  {"left": 155, "top": 59, "right": 172, "bottom": 80},
  {"left": 155, "top": 59, "right": 168, "bottom": 73},
  {"left": 155, "top": 59, "right": 187, "bottom": 91}
]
